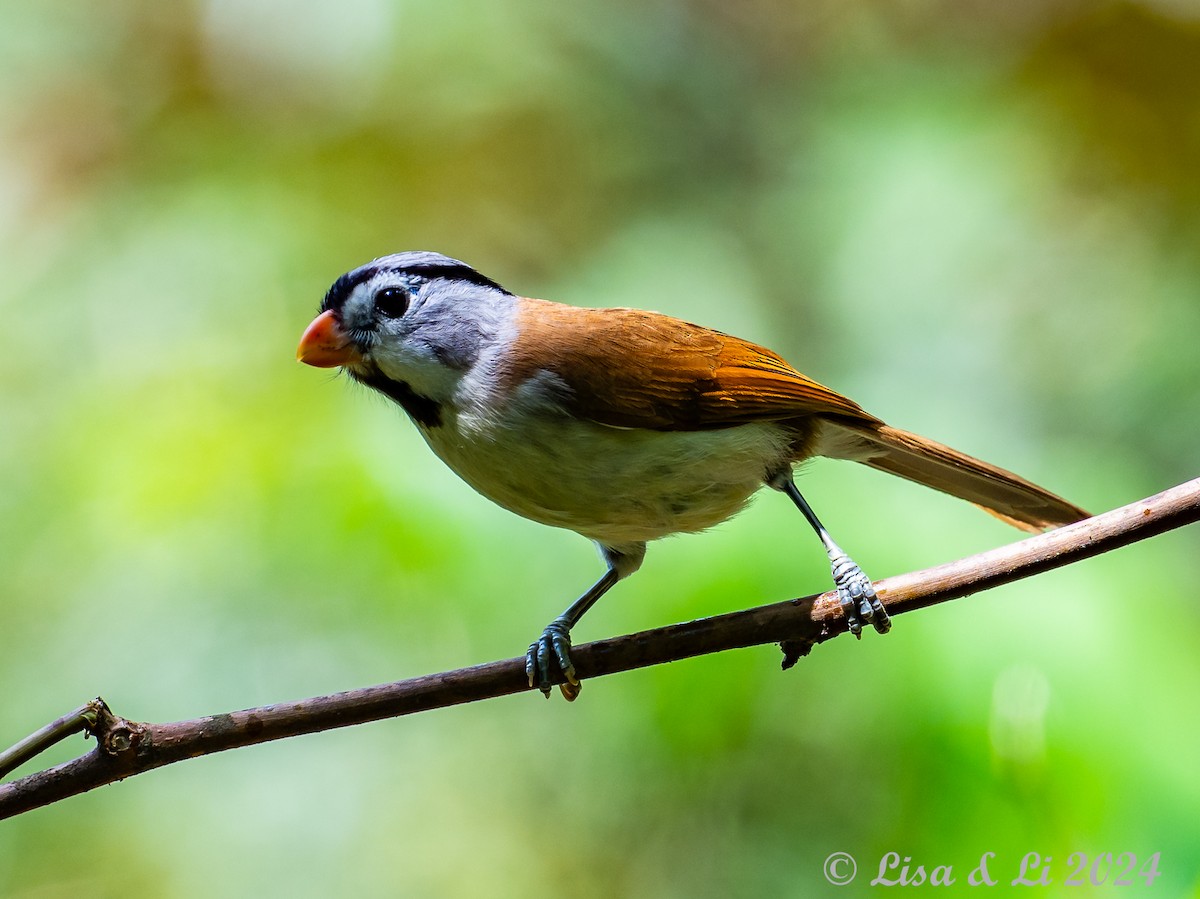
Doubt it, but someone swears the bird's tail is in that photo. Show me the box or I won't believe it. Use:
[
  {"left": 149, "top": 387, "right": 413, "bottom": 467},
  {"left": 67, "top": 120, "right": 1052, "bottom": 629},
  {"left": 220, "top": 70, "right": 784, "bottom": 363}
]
[{"left": 816, "top": 420, "right": 1089, "bottom": 532}]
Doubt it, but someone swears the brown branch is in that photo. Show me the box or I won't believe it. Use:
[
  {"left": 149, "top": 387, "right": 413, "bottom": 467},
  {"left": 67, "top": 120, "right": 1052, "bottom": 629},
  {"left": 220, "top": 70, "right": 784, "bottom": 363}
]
[{"left": 1, "top": 477, "right": 1197, "bottom": 820}]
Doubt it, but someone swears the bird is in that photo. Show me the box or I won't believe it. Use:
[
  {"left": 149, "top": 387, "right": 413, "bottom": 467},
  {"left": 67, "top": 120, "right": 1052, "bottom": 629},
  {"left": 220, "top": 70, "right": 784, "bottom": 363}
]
[{"left": 297, "top": 251, "right": 1088, "bottom": 699}]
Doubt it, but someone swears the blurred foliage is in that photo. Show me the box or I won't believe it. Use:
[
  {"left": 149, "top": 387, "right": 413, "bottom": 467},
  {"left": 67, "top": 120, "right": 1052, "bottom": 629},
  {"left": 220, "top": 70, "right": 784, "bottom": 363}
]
[{"left": 1, "top": 0, "right": 1198, "bottom": 896}]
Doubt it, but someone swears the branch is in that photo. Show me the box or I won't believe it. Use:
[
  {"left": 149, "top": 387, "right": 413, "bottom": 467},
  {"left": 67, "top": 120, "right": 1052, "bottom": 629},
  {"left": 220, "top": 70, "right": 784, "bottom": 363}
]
[{"left": 2, "top": 477, "right": 1196, "bottom": 819}]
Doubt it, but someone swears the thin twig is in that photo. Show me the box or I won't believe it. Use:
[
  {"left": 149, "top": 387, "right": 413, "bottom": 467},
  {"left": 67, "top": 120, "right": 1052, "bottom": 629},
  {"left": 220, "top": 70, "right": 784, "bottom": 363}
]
[
  {"left": 0, "top": 699, "right": 107, "bottom": 780},
  {"left": 0, "top": 477, "right": 1196, "bottom": 820}
]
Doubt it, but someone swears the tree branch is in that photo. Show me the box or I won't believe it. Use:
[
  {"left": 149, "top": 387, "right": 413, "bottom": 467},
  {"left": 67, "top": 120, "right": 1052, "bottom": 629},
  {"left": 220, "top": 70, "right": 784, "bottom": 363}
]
[{"left": 2, "top": 477, "right": 1196, "bottom": 820}]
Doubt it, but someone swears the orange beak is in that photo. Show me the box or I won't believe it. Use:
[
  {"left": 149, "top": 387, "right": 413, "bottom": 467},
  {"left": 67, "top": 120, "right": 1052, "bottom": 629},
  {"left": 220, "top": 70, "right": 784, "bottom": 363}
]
[{"left": 296, "top": 310, "right": 363, "bottom": 368}]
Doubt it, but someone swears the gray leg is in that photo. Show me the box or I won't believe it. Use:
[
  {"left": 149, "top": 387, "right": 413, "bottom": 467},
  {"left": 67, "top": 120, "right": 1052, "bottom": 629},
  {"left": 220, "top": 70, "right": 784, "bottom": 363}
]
[
  {"left": 526, "top": 544, "right": 644, "bottom": 700},
  {"left": 527, "top": 568, "right": 617, "bottom": 700},
  {"left": 772, "top": 474, "right": 891, "bottom": 637}
]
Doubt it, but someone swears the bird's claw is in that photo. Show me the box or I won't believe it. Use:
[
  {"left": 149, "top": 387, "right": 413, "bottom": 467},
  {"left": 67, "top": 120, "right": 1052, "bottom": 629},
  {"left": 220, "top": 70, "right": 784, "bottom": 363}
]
[
  {"left": 830, "top": 553, "right": 890, "bottom": 637},
  {"left": 526, "top": 618, "right": 581, "bottom": 701}
]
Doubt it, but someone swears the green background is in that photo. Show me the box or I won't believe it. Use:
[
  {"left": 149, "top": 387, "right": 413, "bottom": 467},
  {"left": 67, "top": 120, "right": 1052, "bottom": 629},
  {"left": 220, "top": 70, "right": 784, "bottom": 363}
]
[{"left": 2, "top": 1, "right": 1197, "bottom": 895}]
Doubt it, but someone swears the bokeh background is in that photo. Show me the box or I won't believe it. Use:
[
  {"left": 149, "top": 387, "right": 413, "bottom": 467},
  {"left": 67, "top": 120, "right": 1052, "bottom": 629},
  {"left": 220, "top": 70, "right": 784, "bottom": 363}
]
[{"left": 2, "top": 0, "right": 1198, "bottom": 895}]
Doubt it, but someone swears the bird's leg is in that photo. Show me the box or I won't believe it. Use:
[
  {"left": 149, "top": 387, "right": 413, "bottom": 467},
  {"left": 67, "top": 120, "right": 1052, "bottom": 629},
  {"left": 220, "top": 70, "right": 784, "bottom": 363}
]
[
  {"left": 527, "top": 568, "right": 618, "bottom": 701},
  {"left": 772, "top": 473, "right": 891, "bottom": 637},
  {"left": 527, "top": 544, "right": 644, "bottom": 701}
]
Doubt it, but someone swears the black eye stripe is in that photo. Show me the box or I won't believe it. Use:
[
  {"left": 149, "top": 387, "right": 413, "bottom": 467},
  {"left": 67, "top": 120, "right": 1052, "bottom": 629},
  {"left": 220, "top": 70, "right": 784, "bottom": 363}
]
[
  {"left": 398, "top": 263, "right": 509, "bottom": 294},
  {"left": 321, "top": 253, "right": 512, "bottom": 316},
  {"left": 374, "top": 287, "right": 409, "bottom": 318}
]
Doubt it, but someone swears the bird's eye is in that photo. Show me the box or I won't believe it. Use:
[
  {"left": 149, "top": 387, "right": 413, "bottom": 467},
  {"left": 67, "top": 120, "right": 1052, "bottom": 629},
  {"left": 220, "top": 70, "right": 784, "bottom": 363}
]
[{"left": 374, "top": 287, "right": 409, "bottom": 319}]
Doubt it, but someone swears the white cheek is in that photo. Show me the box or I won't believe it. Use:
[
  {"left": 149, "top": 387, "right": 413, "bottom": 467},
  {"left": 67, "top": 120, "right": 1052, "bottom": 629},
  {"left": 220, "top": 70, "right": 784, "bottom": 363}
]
[{"left": 372, "top": 339, "right": 462, "bottom": 402}]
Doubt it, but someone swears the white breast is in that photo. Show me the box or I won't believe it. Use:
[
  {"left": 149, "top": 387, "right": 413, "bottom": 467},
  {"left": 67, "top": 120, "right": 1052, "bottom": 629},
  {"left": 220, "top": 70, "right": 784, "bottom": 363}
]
[{"left": 419, "top": 405, "right": 792, "bottom": 546}]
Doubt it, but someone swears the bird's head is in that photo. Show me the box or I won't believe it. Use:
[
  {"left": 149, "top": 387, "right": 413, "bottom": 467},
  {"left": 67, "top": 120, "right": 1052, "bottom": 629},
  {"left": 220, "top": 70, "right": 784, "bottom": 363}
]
[{"left": 297, "top": 252, "right": 516, "bottom": 416}]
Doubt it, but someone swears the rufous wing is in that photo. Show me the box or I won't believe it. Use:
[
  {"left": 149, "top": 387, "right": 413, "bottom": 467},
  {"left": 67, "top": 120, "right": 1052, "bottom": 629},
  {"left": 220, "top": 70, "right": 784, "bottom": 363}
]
[
  {"left": 505, "top": 298, "right": 1088, "bottom": 533},
  {"left": 505, "top": 298, "right": 881, "bottom": 431}
]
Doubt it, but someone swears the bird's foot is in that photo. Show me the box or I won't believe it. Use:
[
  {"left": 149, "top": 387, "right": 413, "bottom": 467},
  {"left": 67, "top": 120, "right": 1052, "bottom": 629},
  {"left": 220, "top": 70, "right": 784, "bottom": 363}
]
[
  {"left": 526, "top": 617, "right": 581, "bottom": 701},
  {"left": 830, "top": 552, "right": 890, "bottom": 637}
]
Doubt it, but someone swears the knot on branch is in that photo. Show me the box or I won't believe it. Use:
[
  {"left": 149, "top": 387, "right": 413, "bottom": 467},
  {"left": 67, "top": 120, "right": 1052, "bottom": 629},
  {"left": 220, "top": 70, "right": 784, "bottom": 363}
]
[{"left": 90, "top": 701, "right": 146, "bottom": 760}]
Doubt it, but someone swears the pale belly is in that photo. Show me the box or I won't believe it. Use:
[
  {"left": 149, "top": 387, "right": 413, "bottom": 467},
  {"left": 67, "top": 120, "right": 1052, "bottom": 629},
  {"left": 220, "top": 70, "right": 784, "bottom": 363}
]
[{"left": 419, "top": 412, "right": 794, "bottom": 546}]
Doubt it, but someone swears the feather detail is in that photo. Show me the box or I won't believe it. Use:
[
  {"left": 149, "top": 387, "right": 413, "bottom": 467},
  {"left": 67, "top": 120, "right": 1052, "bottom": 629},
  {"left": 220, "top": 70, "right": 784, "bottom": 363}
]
[{"left": 503, "top": 298, "right": 881, "bottom": 431}]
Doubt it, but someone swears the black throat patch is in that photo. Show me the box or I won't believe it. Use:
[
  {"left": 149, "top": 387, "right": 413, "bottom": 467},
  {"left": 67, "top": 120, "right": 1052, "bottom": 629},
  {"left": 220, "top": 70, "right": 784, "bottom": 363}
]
[{"left": 352, "top": 371, "right": 443, "bottom": 429}]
